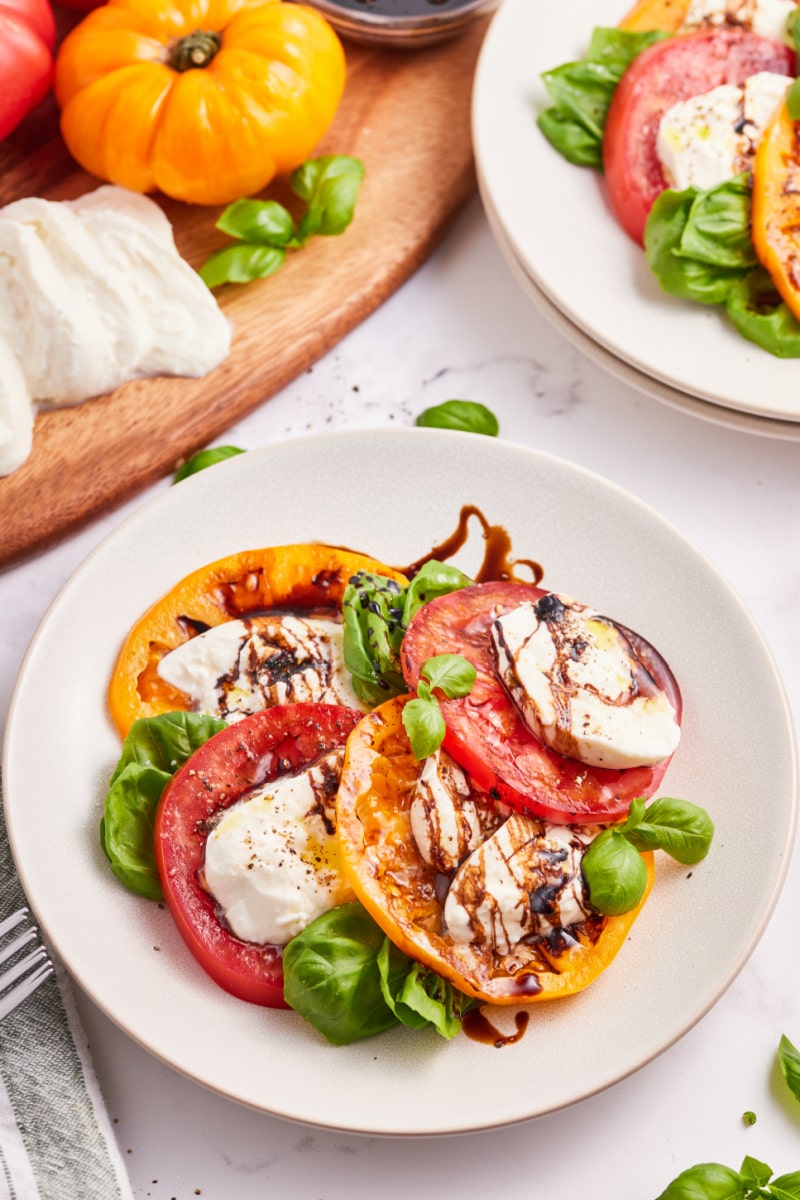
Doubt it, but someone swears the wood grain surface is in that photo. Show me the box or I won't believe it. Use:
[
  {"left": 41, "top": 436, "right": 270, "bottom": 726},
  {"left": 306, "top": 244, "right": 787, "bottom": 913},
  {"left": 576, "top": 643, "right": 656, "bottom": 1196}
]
[{"left": 0, "top": 17, "right": 487, "bottom": 567}]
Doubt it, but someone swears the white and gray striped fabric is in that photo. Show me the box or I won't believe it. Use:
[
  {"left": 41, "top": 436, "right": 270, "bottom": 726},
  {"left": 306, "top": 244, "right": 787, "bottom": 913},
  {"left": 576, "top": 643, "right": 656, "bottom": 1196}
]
[{"left": 0, "top": 783, "right": 134, "bottom": 1200}]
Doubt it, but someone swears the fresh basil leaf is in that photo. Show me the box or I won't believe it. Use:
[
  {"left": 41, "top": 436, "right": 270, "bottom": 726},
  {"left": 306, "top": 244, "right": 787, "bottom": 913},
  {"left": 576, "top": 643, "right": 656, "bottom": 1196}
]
[
  {"left": 199, "top": 243, "right": 285, "bottom": 288},
  {"left": 789, "top": 6, "right": 800, "bottom": 49},
  {"left": 401, "top": 561, "right": 473, "bottom": 627},
  {"left": 103, "top": 712, "right": 227, "bottom": 899},
  {"left": 673, "top": 175, "right": 758, "bottom": 270},
  {"left": 623, "top": 796, "right": 714, "bottom": 865},
  {"left": 787, "top": 77, "right": 800, "bottom": 121},
  {"left": 415, "top": 399, "right": 499, "bottom": 437},
  {"left": 377, "top": 940, "right": 474, "bottom": 1039},
  {"left": 726, "top": 270, "right": 800, "bottom": 358},
  {"left": 778, "top": 1034, "right": 800, "bottom": 1105},
  {"left": 740, "top": 1157, "right": 774, "bottom": 1188},
  {"left": 109, "top": 711, "right": 228, "bottom": 786},
  {"left": 581, "top": 829, "right": 647, "bottom": 916},
  {"left": 215, "top": 198, "right": 295, "bottom": 247},
  {"left": 742, "top": 1110, "right": 758, "bottom": 1126},
  {"left": 342, "top": 571, "right": 407, "bottom": 706},
  {"left": 402, "top": 695, "right": 447, "bottom": 760},
  {"left": 621, "top": 794, "right": 646, "bottom": 832},
  {"left": 654, "top": 1163, "right": 748, "bottom": 1200},
  {"left": 645, "top": 187, "right": 748, "bottom": 306},
  {"left": 283, "top": 903, "right": 401, "bottom": 1045},
  {"left": 292, "top": 155, "right": 365, "bottom": 243},
  {"left": 101, "top": 763, "right": 170, "bottom": 900},
  {"left": 421, "top": 653, "right": 476, "bottom": 700},
  {"left": 536, "top": 108, "right": 603, "bottom": 167},
  {"left": 539, "top": 28, "right": 669, "bottom": 167},
  {"left": 769, "top": 1172, "right": 800, "bottom": 1199},
  {"left": 174, "top": 445, "right": 245, "bottom": 483}
]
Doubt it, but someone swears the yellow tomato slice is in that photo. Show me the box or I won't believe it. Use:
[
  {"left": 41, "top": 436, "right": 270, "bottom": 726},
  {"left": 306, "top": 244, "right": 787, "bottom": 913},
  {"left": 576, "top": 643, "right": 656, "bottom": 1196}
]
[
  {"left": 752, "top": 102, "right": 800, "bottom": 324},
  {"left": 108, "top": 544, "right": 406, "bottom": 737},
  {"left": 336, "top": 696, "right": 655, "bottom": 1006},
  {"left": 618, "top": 0, "right": 691, "bottom": 32}
]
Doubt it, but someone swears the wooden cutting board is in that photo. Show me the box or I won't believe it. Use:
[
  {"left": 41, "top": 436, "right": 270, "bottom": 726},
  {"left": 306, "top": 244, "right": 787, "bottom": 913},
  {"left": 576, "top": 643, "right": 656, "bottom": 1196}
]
[{"left": 0, "top": 17, "right": 488, "bottom": 567}]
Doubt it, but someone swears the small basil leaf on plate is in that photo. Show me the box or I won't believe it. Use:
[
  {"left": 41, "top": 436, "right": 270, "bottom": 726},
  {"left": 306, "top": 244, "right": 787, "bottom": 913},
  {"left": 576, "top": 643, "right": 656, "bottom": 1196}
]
[
  {"left": 726, "top": 270, "right": 800, "bottom": 358},
  {"left": 174, "top": 445, "right": 245, "bottom": 483},
  {"left": 778, "top": 1034, "right": 800, "bottom": 1105},
  {"left": 623, "top": 796, "right": 714, "bottom": 865},
  {"left": 401, "top": 560, "right": 473, "bottom": 626},
  {"left": 415, "top": 399, "right": 499, "bottom": 436},
  {"left": 199, "top": 243, "right": 286, "bottom": 288},
  {"left": 103, "top": 712, "right": 227, "bottom": 899},
  {"left": 420, "top": 653, "right": 476, "bottom": 699},
  {"left": 282, "top": 902, "right": 400, "bottom": 1045},
  {"left": 787, "top": 77, "right": 800, "bottom": 121},
  {"left": 342, "top": 571, "right": 407, "bottom": 705},
  {"left": 672, "top": 175, "right": 758, "bottom": 271},
  {"left": 101, "top": 764, "right": 170, "bottom": 901},
  {"left": 653, "top": 1163, "right": 748, "bottom": 1200},
  {"left": 581, "top": 829, "right": 647, "bottom": 916},
  {"left": 377, "top": 940, "right": 474, "bottom": 1039},
  {"left": 402, "top": 695, "right": 447, "bottom": 761},
  {"left": 536, "top": 108, "right": 602, "bottom": 167},
  {"left": 645, "top": 187, "right": 747, "bottom": 306},
  {"left": 292, "top": 155, "right": 365, "bottom": 242},
  {"left": 215, "top": 198, "right": 296, "bottom": 247}
]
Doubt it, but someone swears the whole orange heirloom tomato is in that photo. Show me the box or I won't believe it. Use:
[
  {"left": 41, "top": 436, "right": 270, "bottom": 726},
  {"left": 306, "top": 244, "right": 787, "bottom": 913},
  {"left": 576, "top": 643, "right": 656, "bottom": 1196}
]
[{"left": 54, "top": 0, "right": 347, "bottom": 205}]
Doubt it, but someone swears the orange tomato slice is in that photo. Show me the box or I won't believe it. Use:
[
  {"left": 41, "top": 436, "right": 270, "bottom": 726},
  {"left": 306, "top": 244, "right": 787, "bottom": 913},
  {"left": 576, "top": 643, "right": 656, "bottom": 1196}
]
[
  {"left": 752, "top": 102, "right": 800, "bottom": 324},
  {"left": 335, "top": 696, "right": 655, "bottom": 1006},
  {"left": 108, "top": 544, "right": 406, "bottom": 737}
]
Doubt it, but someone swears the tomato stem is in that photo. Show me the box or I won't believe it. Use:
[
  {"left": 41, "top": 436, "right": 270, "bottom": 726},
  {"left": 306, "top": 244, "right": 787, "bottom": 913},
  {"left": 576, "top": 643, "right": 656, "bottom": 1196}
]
[{"left": 170, "top": 31, "right": 222, "bottom": 72}]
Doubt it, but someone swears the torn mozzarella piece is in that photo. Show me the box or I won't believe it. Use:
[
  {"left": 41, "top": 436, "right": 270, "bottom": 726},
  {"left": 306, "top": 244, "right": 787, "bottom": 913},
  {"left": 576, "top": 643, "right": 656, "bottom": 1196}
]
[
  {"left": 0, "top": 185, "right": 230, "bottom": 476},
  {"left": 444, "top": 815, "right": 596, "bottom": 954},
  {"left": 678, "top": 0, "right": 796, "bottom": 45},
  {"left": 656, "top": 72, "right": 791, "bottom": 192},
  {"left": 409, "top": 749, "right": 487, "bottom": 873},
  {"left": 491, "top": 594, "right": 680, "bottom": 770},
  {"left": 156, "top": 614, "right": 366, "bottom": 721},
  {"left": 203, "top": 748, "right": 355, "bottom": 945}
]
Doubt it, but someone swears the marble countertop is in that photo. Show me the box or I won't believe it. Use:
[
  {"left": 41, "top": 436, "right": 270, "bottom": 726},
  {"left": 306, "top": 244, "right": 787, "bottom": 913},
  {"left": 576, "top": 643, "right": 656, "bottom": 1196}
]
[{"left": 2, "top": 194, "right": 799, "bottom": 1200}]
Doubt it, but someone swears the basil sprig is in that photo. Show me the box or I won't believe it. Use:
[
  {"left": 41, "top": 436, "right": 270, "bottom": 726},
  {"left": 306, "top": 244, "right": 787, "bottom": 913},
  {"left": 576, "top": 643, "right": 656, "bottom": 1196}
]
[
  {"left": 199, "top": 155, "right": 365, "bottom": 288},
  {"left": 582, "top": 795, "right": 714, "bottom": 916},
  {"left": 402, "top": 654, "right": 476, "bottom": 761},
  {"left": 101, "top": 711, "right": 226, "bottom": 899},
  {"left": 538, "top": 27, "right": 670, "bottom": 168},
  {"left": 656, "top": 1157, "right": 800, "bottom": 1200},
  {"left": 645, "top": 175, "right": 800, "bottom": 357},
  {"left": 342, "top": 561, "right": 473, "bottom": 707},
  {"left": 283, "top": 902, "right": 475, "bottom": 1044},
  {"left": 415, "top": 399, "right": 499, "bottom": 437}
]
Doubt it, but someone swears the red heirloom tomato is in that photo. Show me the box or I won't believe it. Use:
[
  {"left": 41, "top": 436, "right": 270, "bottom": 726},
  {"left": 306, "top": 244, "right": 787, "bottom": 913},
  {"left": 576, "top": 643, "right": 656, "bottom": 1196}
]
[
  {"left": 603, "top": 28, "right": 795, "bottom": 245},
  {"left": 0, "top": 0, "right": 56, "bottom": 140},
  {"left": 401, "top": 582, "right": 682, "bottom": 825},
  {"left": 154, "top": 703, "right": 362, "bottom": 1008}
]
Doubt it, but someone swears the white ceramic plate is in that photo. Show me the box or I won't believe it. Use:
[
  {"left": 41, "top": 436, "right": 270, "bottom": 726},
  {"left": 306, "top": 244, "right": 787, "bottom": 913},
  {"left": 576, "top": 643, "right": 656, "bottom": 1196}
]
[
  {"left": 480, "top": 176, "right": 800, "bottom": 441},
  {"left": 3, "top": 430, "right": 796, "bottom": 1135},
  {"left": 473, "top": 0, "right": 800, "bottom": 424}
]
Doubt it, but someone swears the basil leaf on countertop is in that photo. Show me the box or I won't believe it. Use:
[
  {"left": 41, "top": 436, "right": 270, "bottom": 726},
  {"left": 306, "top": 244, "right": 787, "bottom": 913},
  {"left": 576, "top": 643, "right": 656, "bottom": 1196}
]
[
  {"left": 174, "top": 445, "right": 245, "bottom": 483},
  {"left": 415, "top": 399, "right": 499, "bottom": 436},
  {"left": 538, "top": 27, "right": 669, "bottom": 168},
  {"left": 778, "top": 1033, "right": 800, "bottom": 1105},
  {"left": 654, "top": 1162, "right": 748, "bottom": 1200},
  {"left": 102, "top": 712, "right": 227, "bottom": 900}
]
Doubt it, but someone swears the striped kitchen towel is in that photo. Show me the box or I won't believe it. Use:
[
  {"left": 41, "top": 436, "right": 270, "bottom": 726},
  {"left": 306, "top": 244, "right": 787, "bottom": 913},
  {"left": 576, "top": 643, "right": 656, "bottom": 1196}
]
[{"left": 0, "top": 780, "right": 134, "bottom": 1200}]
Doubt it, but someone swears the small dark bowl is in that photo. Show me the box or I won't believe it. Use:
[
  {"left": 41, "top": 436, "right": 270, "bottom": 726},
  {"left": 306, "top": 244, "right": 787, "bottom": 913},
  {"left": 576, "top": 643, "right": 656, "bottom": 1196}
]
[{"left": 300, "top": 0, "right": 498, "bottom": 48}]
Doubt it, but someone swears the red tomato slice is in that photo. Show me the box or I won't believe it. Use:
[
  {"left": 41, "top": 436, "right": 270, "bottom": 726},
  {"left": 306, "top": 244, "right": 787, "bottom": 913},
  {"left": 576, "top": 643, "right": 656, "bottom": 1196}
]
[
  {"left": 154, "top": 703, "right": 362, "bottom": 1008},
  {"left": 400, "top": 582, "right": 682, "bottom": 825},
  {"left": 603, "top": 28, "right": 795, "bottom": 245}
]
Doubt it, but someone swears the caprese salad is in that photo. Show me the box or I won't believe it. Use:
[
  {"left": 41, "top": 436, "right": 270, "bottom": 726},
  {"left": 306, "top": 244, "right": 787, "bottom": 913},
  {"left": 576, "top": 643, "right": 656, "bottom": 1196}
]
[
  {"left": 539, "top": 0, "right": 800, "bottom": 356},
  {"left": 101, "top": 535, "right": 712, "bottom": 1045}
]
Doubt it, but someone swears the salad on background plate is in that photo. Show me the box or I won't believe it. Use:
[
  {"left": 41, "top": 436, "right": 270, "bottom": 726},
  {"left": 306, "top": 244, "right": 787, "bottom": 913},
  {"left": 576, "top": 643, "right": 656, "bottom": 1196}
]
[
  {"left": 472, "top": 0, "right": 800, "bottom": 423},
  {"left": 2, "top": 431, "right": 795, "bottom": 1134}
]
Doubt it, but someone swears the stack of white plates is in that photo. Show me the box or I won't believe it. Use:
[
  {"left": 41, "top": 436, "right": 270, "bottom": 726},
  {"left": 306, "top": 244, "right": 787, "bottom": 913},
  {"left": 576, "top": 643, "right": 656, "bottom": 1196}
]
[{"left": 472, "top": 0, "right": 800, "bottom": 440}]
